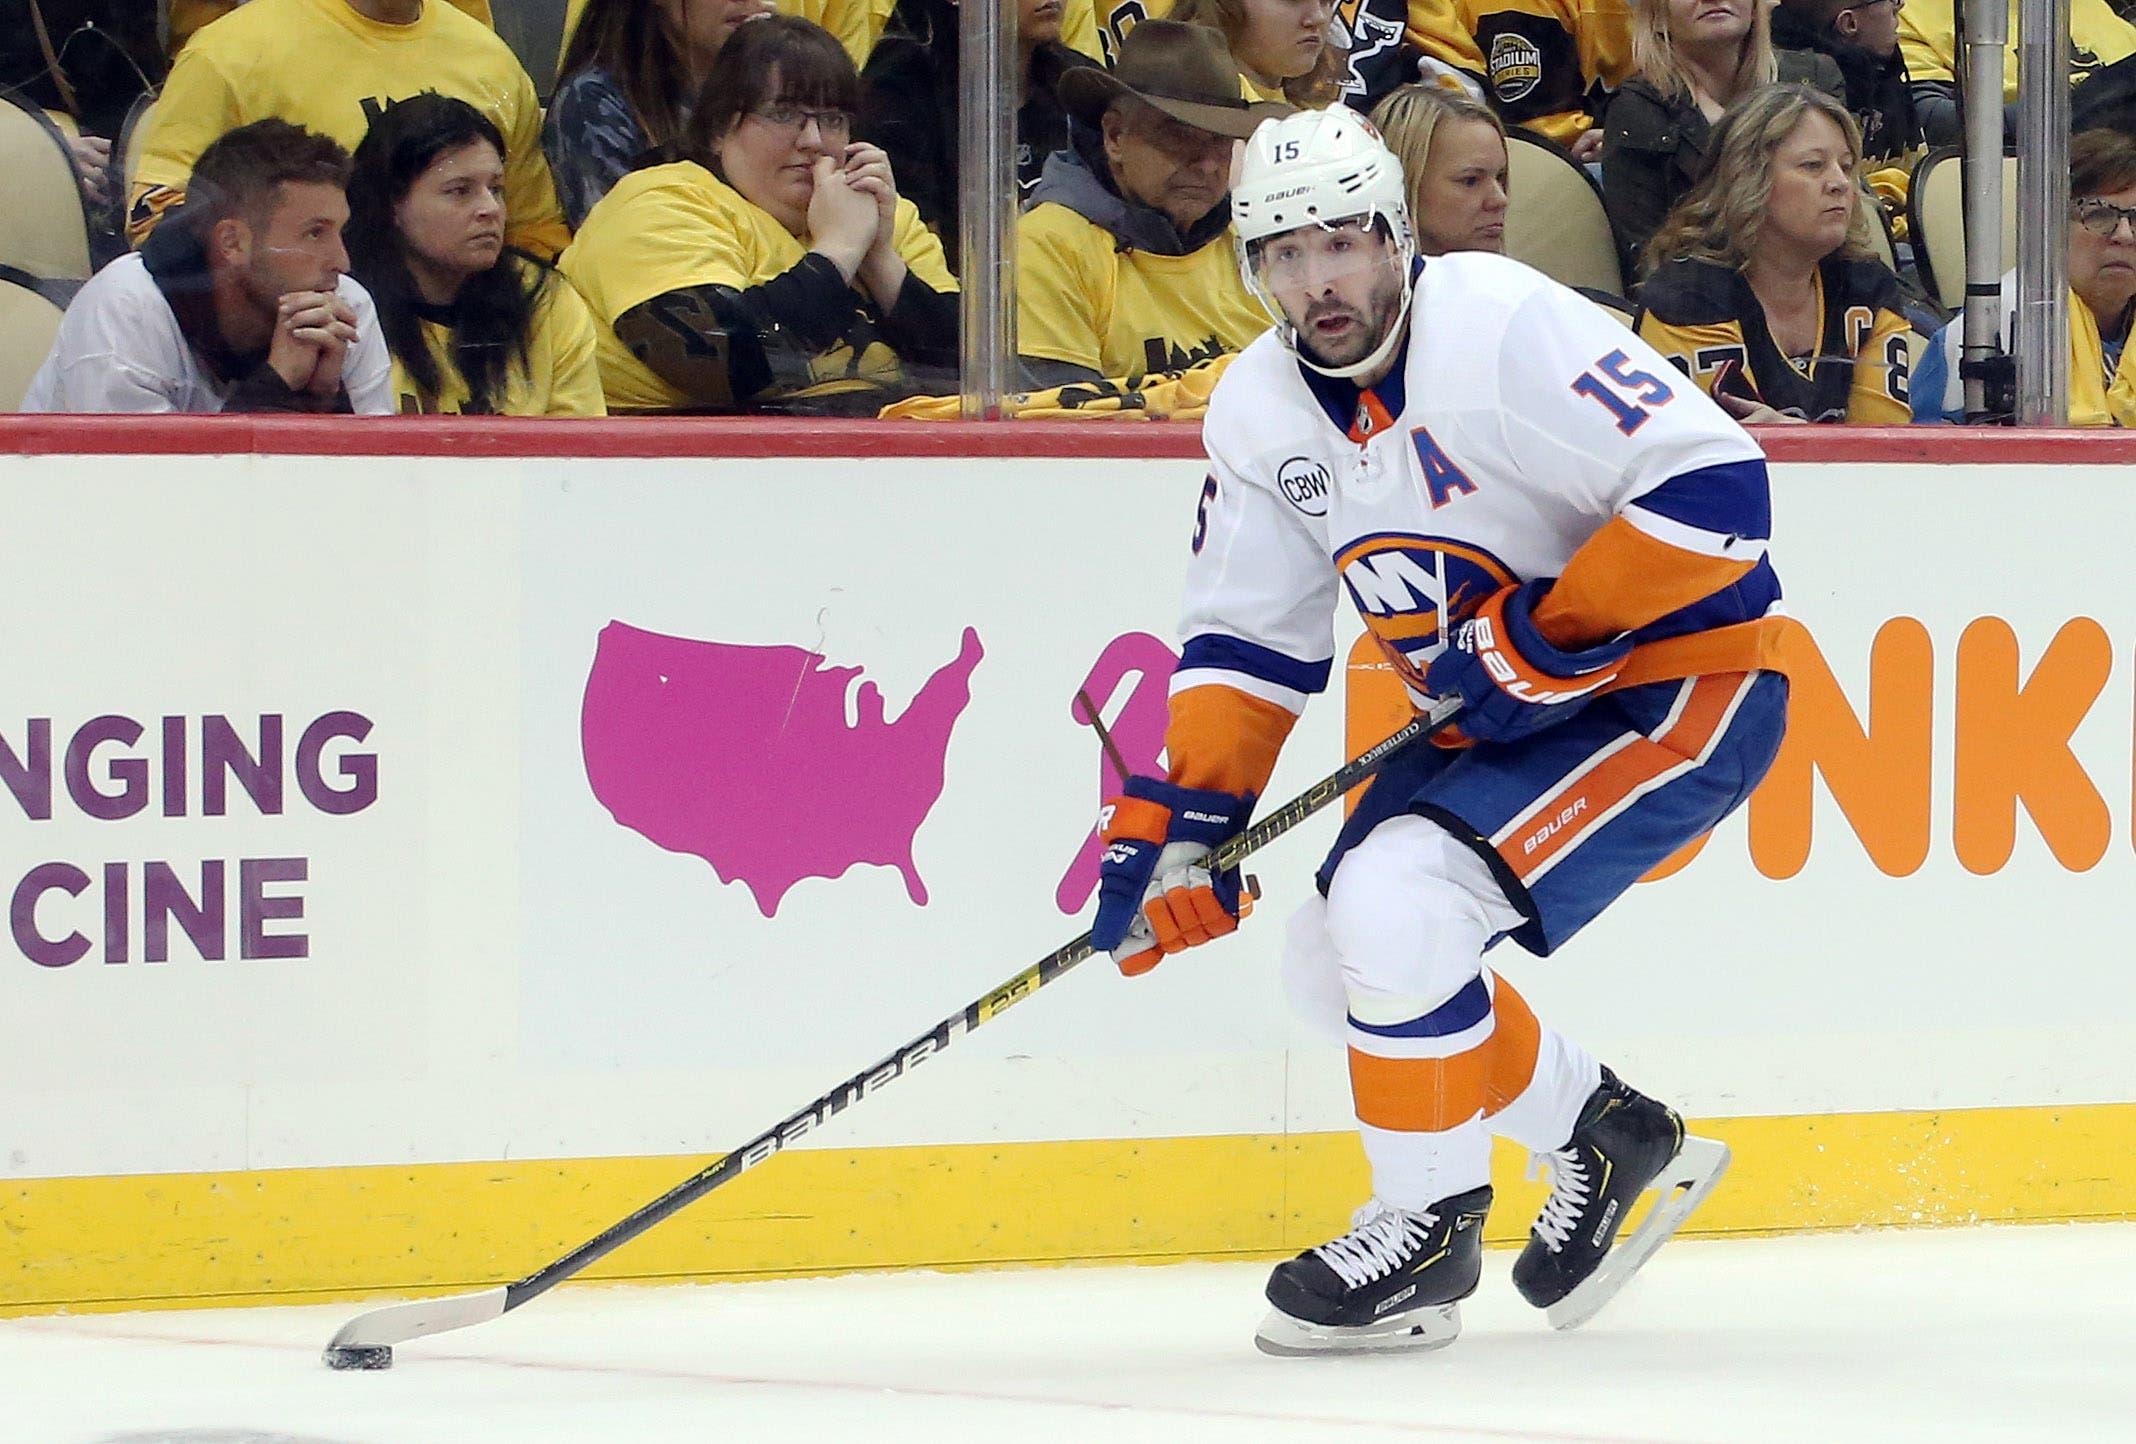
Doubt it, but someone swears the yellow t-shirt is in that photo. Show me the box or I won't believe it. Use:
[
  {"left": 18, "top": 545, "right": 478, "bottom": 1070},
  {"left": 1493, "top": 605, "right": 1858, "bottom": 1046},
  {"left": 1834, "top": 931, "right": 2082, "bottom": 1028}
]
[
  {"left": 1058, "top": 0, "right": 1107, "bottom": 63},
  {"left": 133, "top": 0, "right": 569, "bottom": 259},
  {"left": 389, "top": 263, "right": 606, "bottom": 415},
  {"left": 882, "top": 352, "right": 1235, "bottom": 420},
  {"left": 172, "top": 0, "right": 493, "bottom": 54},
  {"left": 1092, "top": 0, "right": 1174, "bottom": 66},
  {"left": 779, "top": 0, "right": 901, "bottom": 68},
  {"left": 1899, "top": 0, "right": 2136, "bottom": 94},
  {"left": 1016, "top": 201, "right": 1271, "bottom": 380},
  {"left": 559, "top": 159, "right": 957, "bottom": 412}
]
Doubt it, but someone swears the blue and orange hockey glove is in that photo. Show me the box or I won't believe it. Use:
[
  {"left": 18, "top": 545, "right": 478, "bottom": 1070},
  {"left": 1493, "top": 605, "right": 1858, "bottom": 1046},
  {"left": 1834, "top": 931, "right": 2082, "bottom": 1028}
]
[
  {"left": 1425, "top": 579, "right": 1631, "bottom": 744},
  {"left": 1091, "top": 777, "right": 1255, "bottom": 976}
]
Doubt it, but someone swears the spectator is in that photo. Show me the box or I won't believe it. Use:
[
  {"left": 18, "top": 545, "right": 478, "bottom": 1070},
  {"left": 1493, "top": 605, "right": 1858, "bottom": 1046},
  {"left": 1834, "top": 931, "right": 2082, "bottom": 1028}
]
[
  {"left": 1464, "top": 0, "right": 1636, "bottom": 161},
  {"left": 1168, "top": 0, "right": 1343, "bottom": 108},
  {"left": 558, "top": 15, "right": 957, "bottom": 413},
  {"left": 20, "top": 118, "right": 391, "bottom": 413},
  {"left": 1899, "top": 1, "right": 2136, "bottom": 147},
  {"left": 1638, "top": 83, "right": 1912, "bottom": 423},
  {"left": 1603, "top": 0, "right": 1840, "bottom": 272},
  {"left": 1772, "top": 1, "right": 1917, "bottom": 167},
  {"left": 546, "top": 0, "right": 772, "bottom": 230},
  {"left": 170, "top": 0, "right": 494, "bottom": 53},
  {"left": 1915, "top": 129, "right": 2136, "bottom": 427},
  {"left": 1372, "top": 83, "right": 1508, "bottom": 256},
  {"left": 130, "top": 0, "right": 569, "bottom": 259},
  {"left": 347, "top": 94, "right": 605, "bottom": 415},
  {"left": 857, "top": 0, "right": 1096, "bottom": 250},
  {"left": 1017, "top": 21, "right": 1286, "bottom": 387}
]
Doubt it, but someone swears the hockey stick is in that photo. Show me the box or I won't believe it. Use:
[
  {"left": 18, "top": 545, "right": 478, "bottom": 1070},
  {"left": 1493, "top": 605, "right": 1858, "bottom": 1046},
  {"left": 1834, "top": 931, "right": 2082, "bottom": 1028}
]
[{"left": 321, "top": 695, "right": 1463, "bottom": 1369}]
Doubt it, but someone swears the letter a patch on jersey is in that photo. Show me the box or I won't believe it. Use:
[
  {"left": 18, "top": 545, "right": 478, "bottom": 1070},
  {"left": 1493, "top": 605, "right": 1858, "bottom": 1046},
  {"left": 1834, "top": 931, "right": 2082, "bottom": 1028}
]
[{"left": 1411, "top": 427, "right": 1477, "bottom": 509}]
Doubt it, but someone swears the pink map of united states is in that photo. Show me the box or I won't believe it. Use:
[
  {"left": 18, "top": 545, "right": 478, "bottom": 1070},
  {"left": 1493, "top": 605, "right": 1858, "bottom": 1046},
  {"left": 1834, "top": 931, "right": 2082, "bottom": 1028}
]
[{"left": 581, "top": 622, "right": 984, "bottom": 917}]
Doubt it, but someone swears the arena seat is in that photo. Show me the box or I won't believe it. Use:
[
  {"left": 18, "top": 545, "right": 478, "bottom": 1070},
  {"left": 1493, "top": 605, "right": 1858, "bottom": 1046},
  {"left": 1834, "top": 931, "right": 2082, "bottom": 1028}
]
[
  {"left": 118, "top": 90, "right": 160, "bottom": 200},
  {"left": 0, "top": 90, "right": 93, "bottom": 283},
  {"left": 1504, "top": 129, "right": 1626, "bottom": 297},
  {"left": 1910, "top": 147, "right": 2018, "bottom": 313},
  {"left": 0, "top": 266, "right": 64, "bottom": 410}
]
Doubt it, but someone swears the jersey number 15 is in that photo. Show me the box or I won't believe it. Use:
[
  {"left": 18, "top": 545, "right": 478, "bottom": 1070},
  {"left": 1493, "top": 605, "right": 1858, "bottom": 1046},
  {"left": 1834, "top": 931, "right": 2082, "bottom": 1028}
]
[{"left": 1570, "top": 349, "right": 1675, "bottom": 436}]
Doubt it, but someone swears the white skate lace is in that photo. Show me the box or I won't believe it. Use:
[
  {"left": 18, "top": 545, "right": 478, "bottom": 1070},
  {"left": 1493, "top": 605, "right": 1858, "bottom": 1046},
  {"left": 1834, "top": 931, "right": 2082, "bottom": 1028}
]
[
  {"left": 1529, "top": 1148, "right": 1591, "bottom": 1254},
  {"left": 1311, "top": 1199, "right": 1434, "bottom": 1291}
]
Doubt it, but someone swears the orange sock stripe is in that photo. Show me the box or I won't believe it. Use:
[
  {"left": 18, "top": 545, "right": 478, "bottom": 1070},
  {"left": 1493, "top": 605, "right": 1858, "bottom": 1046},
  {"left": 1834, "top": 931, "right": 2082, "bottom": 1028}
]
[
  {"left": 1499, "top": 673, "right": 1746, "bottom": 883},
  {"left": 1347, "top": 975, "right": 1543, "bottom": 1132}
]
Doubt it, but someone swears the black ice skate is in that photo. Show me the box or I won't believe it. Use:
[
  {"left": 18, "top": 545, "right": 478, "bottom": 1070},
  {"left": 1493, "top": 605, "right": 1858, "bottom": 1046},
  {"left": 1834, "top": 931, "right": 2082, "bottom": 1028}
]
[
  {"left": 1254, "top": 1185, "right": 1492, "bottom": 1357},
  {"left": 1512, "top": 1067, "right": 1730, "bottom": 1331}
]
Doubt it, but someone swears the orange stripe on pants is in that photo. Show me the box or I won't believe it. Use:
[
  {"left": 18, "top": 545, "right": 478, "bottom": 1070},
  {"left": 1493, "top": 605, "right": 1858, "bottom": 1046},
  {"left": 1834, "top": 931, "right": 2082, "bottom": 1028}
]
[
  {"left": 1501, "top": 673, "right": 1747, "bottom": 884},
  {"left": 1347, "top": 975, "right": 1543, "bottom": 1132}
]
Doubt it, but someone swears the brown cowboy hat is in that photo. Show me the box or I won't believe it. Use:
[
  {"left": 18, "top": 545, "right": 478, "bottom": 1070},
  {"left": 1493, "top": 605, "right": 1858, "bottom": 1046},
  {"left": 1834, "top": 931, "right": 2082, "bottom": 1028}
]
[{"left": 1058, "top": 20, "right": 1293, "bottom": 140}]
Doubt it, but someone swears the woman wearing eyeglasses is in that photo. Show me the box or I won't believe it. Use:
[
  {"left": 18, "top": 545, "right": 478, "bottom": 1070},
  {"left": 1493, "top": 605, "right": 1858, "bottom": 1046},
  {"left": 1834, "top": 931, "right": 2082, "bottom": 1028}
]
[
  {"left": 1915, "top": 129, "right": 2136, "bottom": 426},
  {"left": 558, "top": 14, "right": 957, "bottom": 413},
  {"left": 1637, "top": 84, "right": 1914, "bottom": 425}
]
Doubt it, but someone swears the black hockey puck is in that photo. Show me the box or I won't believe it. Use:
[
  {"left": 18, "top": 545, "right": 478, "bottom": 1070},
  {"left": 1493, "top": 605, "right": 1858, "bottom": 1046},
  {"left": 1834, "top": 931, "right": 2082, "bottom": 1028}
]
[{"left": 323, "top": 1344, "right": 393, "bottom": 1370}]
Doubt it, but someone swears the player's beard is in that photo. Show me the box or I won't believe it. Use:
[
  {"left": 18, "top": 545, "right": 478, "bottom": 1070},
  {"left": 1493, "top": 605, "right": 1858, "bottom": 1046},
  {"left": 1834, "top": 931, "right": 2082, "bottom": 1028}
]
[{"left": 1297, "top": 262, "right": 1407, "bottom": 372}]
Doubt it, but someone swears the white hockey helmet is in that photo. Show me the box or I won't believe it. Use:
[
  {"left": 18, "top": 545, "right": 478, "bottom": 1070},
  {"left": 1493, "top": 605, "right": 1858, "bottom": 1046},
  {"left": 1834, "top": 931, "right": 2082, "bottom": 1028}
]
[{"left": 1233, "top": 108, "right": 1417, "bottom": 380}]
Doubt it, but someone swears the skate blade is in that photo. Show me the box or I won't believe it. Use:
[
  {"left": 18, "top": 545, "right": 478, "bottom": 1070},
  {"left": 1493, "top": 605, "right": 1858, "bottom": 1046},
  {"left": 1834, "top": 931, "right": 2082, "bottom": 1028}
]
[
  {"left": 1253, "top": 1302, "right": 1461, "bottom": 1357},
  {"left": 1545, "top": 1134, "right": 1730, "bottom": 1333}
]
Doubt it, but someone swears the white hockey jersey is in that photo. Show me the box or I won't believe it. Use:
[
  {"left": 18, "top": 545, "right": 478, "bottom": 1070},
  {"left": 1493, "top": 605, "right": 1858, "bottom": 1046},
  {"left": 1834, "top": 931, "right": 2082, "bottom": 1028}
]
[{"left": 1166, "top": 253, "right": 1789, "bottom": 798}]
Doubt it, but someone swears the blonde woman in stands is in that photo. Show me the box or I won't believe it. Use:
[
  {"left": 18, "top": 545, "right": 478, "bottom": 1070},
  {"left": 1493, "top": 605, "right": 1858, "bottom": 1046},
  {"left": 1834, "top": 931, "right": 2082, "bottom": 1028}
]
[
  {"left": 131, "top": 0, "right": 568, "bottom": 259},
  {"left": 347, "top": 94, "right": 605, "bottom": 415},
  {"left": 1371, "top": 84, "right": 1509, "bottom": 256},
  {"left": 1637, "top": 84, "right": 1911, "bottom": 425},
  {"left": 559, "top": 15, "right": 957, "bottom": 413},
  {"left": 545, "top": 0, "right": 773, "bottom": 229},
  {"left": 1602, "top": 0, "right": 1839, "bottom": 269}
]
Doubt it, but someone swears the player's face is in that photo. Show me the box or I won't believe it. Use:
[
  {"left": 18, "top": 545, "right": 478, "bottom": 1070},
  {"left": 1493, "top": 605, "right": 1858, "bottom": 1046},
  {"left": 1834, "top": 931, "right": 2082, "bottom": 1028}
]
[
  {"left": 1256, "top": 219, "right": 1405, "bottom": 369},
  {"left": 2068, "top": 183, "right": 2136, "bottom": 326},
  {"left": 1234, "top": 0, "right": 1334, "bottom": 83},
  {"left": 1411, "top": 119, "right": 1509, "bottom": 256},
  {"left": 663, "top": 0, "right": 772, "bottom": 66},
  {"left": 1665, "top": 0, "right": 1751, "bottom": 50},
  {"left": 1103, "top": 106, "right": 1234, "bottom": 234},
  {"left": 393, "top": 139, "right": 507, "bottom": 296},
  {"left": 1019, "top": 0, "right": 1064, "bottom": 47},
  {"left": 1758, "top": 111, "right": 1855, "bottom": 262},
  {"left": 239, "top": 180, "right": 351, "bottom": 310}
]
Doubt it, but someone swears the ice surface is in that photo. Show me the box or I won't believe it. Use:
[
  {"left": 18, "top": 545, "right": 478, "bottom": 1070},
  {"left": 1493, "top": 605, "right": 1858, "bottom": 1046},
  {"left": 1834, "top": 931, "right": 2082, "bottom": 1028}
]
[{"left": 3, "top": 1223, "right": 2128, "bottom": 1444}]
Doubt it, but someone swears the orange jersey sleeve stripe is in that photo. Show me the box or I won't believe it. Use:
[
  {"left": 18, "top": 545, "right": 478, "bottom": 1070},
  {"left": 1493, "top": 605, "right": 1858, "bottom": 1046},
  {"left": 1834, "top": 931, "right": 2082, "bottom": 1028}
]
[
  {"left": 1164, "top": 684, "right": 1298, "bottom": 799},
  {"left": 1347, "top": 974, "right": 1543, "bottom": 1132},
  {"left": 1532, "top": 515, "right": 1755, "bottom": 650}
]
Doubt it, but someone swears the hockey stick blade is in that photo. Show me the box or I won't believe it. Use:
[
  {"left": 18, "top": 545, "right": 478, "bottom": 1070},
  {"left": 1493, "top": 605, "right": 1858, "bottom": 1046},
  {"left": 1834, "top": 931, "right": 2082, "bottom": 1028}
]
[
  {"left": 1544, "top": 1134, "right": 1731, "bottom": 1331},
  {"left": 320, "top": 698, "right": 1461, "bottom": 1367}
]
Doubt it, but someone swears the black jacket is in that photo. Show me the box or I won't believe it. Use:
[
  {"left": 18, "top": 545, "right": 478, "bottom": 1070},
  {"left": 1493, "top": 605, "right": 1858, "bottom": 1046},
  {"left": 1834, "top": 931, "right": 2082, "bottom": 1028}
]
[
  {"left": 857, "top": 0, "right": 1096, "bottom": 263},
  {"left": 1602, "top": 51, "right": 1843, "bottom": 275},
  {"left": 1770, "top": 7, "right": 1918, "bottom": 165}
]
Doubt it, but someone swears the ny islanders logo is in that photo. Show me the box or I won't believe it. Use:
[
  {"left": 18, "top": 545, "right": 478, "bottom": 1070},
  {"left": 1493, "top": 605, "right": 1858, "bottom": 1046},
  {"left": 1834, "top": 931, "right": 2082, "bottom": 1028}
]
[{"left": 1338, "top": 533, "right": 1515, "bottom": 703}]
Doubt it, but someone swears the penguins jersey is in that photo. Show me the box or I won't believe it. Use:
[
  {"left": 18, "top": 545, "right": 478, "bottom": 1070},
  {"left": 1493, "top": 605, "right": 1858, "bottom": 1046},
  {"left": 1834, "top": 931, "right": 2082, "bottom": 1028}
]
[
  {"left": 1635, "top": 254, "right": 1913, "bottom": 425},
  {"left": 1166, "top": 252, "right": 1788, "bottom": 799}
]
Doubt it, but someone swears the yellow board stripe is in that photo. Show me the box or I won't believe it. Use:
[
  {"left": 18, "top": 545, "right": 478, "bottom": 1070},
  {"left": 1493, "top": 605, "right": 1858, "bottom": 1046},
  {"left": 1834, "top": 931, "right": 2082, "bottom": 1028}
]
[{"left": 5, "top": 1102, "right": 2131, "bottom": 1315}]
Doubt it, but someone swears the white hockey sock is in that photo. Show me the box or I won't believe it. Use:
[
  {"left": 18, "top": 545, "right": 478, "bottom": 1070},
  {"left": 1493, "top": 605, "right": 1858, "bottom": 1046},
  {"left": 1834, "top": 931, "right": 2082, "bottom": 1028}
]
[
  {"left": 1357, "top": 1117, "right": 1493, "bottom": 1212},
  {"left": 1485, "top": 1021, "right": 1603, "bottom": 1154}
]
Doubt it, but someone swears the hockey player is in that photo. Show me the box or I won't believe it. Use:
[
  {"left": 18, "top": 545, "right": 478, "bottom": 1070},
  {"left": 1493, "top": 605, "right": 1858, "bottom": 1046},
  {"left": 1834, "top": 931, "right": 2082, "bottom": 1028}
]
[{"left": 1088, "top": 105, "right": 1794, "bottom": 1355}]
